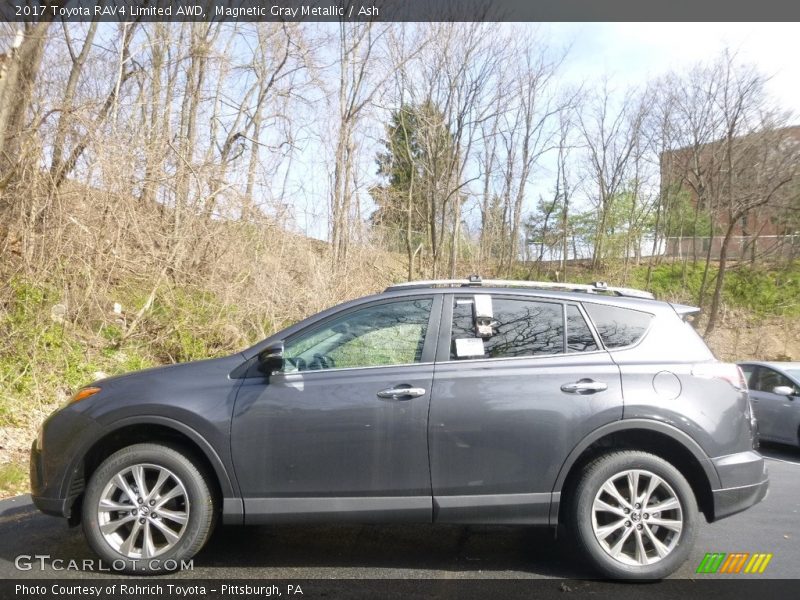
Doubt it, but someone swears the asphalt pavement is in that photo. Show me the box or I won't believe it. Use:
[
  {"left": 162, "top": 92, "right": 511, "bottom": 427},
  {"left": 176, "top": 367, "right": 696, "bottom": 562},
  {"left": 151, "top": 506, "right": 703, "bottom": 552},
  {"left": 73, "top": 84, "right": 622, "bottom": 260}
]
[{"left": 1, "top": 444, "right": 798, "bottom": 580}]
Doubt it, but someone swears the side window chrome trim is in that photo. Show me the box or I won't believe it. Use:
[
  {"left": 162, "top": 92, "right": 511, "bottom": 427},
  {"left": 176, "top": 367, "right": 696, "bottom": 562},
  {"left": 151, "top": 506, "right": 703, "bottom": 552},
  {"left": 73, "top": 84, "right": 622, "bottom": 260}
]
[
  {"left": 273, "top": 361, "right": 436, "bottom": 376},
  {"left": 438, "top": 349, "right": 611, "bottom": 366}
]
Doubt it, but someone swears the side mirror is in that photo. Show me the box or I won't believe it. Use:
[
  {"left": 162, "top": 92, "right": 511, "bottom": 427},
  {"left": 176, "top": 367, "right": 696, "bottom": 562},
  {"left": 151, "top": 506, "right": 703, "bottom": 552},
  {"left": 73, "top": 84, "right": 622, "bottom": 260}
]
[
  {"left": 773, "top": 385, "right": 795, "bottom": 397},
  {"left": 257, "top": 342, "right": 285, "bottom": 375}
]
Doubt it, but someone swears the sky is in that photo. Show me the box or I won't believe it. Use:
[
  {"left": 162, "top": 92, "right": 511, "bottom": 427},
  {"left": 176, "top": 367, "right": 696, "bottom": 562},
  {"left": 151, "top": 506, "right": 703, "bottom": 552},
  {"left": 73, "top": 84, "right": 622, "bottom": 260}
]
[{"left": 550, "top": 23, "right": 800, "bottom": 112}]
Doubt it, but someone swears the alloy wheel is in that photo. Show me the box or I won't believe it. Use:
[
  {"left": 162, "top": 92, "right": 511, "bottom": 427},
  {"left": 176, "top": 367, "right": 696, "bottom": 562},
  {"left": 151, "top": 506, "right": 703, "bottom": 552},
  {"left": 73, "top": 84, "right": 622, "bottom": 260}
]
[
  {"left": 96, "top": 463, "right": 190, "bottom": 559},
  {"left": 591, "top": 468, "right": 683, "bottom": 566}
]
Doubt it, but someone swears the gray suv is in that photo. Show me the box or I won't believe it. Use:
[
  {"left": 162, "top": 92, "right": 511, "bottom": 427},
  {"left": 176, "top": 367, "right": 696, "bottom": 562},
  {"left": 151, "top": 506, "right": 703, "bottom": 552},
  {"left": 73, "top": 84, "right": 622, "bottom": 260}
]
[{"left": 30, "top": 277, "right": 768, "bottom": 578}]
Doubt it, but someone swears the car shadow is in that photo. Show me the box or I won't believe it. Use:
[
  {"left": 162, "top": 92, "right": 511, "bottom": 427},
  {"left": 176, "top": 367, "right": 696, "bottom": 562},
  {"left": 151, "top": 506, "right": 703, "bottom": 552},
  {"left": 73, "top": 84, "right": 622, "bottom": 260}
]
[
  {"left": 193, "top": 522, "right": 590, "bottom": 578},
  {"left": 0, "top": 495, "right": 590, "bottom": 578},
  {"left": 759, "top": 441, "right": 800, "bottom": 463}
]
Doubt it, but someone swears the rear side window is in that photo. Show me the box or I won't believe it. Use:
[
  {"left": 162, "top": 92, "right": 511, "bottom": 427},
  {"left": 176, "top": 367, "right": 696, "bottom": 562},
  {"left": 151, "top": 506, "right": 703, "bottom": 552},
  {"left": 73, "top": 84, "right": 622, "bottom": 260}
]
[
  {"left": 450, "top": 297, "right": 564, "bottom": 360},
  {"left": 583, "top": 303, "right": 652, "bottom": 349}
]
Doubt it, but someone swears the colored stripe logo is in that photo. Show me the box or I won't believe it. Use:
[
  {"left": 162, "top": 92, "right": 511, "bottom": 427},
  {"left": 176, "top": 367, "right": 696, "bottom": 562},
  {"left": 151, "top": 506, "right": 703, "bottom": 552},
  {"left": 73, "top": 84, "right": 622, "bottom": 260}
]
[{"left": 696, "top": 552, "right": 773, "bottom": 574}]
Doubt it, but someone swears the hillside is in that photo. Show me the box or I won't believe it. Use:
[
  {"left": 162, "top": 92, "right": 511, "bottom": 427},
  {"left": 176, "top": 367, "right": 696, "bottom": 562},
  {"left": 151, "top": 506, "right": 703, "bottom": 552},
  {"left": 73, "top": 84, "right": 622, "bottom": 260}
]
[{"left": 0, "top": 183, "right": 410, "bottom": 497}]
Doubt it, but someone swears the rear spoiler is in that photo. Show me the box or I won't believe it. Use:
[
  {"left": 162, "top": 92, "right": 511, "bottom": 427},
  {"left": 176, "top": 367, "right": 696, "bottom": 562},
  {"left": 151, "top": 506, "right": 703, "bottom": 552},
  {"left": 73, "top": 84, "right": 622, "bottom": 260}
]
[{"left": 671, "top": 303, "right": 701, "bottom": 321}]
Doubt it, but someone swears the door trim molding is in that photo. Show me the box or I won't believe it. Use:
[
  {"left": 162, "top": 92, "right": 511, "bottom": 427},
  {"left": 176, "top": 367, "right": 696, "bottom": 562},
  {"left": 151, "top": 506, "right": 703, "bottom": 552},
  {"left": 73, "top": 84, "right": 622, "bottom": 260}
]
[
  {"left": 242, "top": 496, "right": 433, "bottom": 524},
  {"left": 434, "top": 492, "right": 553, "bottom": 525}
]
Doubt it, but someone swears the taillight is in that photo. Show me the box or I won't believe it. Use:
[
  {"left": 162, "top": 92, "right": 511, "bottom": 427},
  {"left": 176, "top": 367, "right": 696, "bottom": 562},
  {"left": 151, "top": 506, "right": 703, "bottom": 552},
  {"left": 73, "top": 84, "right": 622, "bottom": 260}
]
[{"left": 691, "top": 363, "right": 748, "bottom": 390}]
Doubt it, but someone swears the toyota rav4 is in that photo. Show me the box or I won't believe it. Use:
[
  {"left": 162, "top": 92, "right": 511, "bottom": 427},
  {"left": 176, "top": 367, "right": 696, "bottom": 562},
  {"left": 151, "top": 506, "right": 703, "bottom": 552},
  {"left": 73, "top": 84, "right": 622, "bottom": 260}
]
[{"left": 30, "top": 277, "right": 767, "bottom": 578}]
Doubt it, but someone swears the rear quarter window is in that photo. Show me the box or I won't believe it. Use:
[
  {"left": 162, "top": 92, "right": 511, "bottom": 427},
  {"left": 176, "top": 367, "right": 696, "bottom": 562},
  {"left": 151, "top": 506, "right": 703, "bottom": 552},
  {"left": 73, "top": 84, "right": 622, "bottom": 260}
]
[{"left": 583, "top": 303, "right": 653, "bottom": 349}]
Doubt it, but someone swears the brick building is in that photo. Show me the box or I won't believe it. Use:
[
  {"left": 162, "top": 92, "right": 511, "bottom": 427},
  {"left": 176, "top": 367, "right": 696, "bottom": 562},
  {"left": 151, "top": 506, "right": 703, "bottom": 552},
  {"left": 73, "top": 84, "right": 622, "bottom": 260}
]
[{"left": 660, "top": 125, "right": 800, "bottom": 260}]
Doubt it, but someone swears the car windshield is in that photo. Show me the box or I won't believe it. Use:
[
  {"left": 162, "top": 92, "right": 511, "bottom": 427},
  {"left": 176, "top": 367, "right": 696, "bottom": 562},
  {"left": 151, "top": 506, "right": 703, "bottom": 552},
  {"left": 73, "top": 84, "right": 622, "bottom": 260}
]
[{"left": 785, "top": 369, "right": 800, "bottom": 381}]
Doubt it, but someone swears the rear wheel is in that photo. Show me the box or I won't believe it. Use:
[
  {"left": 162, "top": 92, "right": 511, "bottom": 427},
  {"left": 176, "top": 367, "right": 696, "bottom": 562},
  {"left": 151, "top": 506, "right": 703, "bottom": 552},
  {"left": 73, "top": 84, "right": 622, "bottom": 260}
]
[
  {"left": 82, "top": 443, "right": 215, "bottom": 574},
  {"left": 568, "top": 450, "right": 698, "bottom": 580}
]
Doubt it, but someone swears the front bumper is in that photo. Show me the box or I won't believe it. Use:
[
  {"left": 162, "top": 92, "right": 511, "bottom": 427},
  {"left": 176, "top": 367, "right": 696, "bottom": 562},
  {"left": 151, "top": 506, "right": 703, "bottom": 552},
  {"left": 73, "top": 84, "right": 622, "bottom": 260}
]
[
  {"left": 30, "top": 439, "right": 74, "bottom": 517},
  {"left": 710, "top": 450, "right": 769, "bottom": 521},
  {"left": 29, "top": 409, "right": 102, "bottom": 520}
]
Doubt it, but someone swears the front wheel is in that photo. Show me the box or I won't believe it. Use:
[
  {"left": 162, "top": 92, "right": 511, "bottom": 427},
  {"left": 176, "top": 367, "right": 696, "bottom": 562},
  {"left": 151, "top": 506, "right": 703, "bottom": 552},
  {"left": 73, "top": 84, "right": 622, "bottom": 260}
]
[
  {"left": 568, "top": 450, "right": 698, "bottom": 580},
  {"left": 82, "top": 443, "right": 216, "bottom": 574}
]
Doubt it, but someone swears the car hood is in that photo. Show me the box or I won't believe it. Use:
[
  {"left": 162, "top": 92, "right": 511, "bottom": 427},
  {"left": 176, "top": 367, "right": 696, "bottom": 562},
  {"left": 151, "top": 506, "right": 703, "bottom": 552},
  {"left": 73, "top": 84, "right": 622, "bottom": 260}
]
[
  {"left": 63, "top": 352, "right": 249, "bottom": 437},
  {"left": 87, "top": 353, "right": 246, "bottom": 397}
]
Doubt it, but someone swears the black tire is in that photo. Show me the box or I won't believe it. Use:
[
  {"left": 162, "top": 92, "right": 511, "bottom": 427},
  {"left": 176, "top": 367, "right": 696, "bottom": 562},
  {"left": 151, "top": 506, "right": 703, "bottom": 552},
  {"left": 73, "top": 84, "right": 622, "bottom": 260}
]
[
  {"left": 82, "top": 443, "right": 215, "bottom": 574},
  {"left": 567, "top": 450, "right": 698, "bottom": 580}
]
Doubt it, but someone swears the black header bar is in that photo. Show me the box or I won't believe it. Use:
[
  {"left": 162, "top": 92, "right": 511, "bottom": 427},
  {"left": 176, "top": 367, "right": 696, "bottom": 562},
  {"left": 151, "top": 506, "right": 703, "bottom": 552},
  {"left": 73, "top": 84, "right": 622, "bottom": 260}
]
[{"left": 2, "top": 0, "right": 800, "bottom": 23}]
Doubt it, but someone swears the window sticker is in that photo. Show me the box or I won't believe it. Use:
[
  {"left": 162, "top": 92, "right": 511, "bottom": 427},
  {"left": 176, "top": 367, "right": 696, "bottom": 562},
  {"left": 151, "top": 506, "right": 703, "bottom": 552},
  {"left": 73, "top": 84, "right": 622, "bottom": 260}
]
[
  {"left": 473, "top": 295, "right": 493, "bottom": 319},
  {"left": 455, "top": 337, "right": 486, "bottom": 358}
]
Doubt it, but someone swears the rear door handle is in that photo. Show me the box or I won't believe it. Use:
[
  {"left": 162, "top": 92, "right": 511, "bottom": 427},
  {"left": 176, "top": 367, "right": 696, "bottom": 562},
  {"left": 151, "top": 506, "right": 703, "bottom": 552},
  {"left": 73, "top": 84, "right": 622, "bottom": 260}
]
[
  {"left": 377, "top": 386, "right": 426, "bottom": 400},
  {"left": 561, "top": 379, "right": 608, "bottom": 394}
]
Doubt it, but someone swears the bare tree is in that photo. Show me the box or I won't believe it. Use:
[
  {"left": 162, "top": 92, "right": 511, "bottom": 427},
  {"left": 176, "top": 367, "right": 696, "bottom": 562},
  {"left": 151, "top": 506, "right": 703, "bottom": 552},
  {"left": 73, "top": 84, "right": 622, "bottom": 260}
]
[
  {"left": 329, "top": 21, "right": 388, "bottom": 265},
  {"left": 0, "top": 20, "right": 51, "bottom": 187},
  {"left": 578, "top": 81, "right": 647, "bottom": 269},
  {"left": 49, "top": 21, "right": 98, "bottom": 182},
  {"left": 499, "top": 39, "right": 566, "bottom": 276},
  {"left": 704, "top": 120, "right": 799, "bottom": 335},
  {"left": 407, "top": 23, "right": 509, "bottom": 277},
  {"left": 50, "top": 22, "right": 138, "bottom": 190}
]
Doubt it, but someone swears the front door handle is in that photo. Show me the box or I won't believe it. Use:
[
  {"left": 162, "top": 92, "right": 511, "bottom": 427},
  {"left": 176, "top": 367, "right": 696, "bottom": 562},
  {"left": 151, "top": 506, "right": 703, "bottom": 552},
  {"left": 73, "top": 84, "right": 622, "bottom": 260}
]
[
  {"left": 377, "top": 386, "right": 426, "bottom": 400},
  {"left": 561, "top": 379, "right": 608, "bottom": 394}
]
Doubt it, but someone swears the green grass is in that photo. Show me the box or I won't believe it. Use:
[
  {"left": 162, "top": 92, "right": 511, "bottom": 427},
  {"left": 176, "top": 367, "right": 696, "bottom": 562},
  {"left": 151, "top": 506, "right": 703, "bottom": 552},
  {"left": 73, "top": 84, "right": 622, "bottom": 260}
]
[
  {"left": 506, "top": 259, "right": 800, "bottom": 317},
  {"left": 0, "top": 463, "right": 27, "bottom": 497},
  {"left": 0, "top": 278, "right": 249, "bottom": 435},
  {"left": 629, "top": 261, "right": 800, "bottom": 317},
  {"left": 0, "top": 277, "right": 254, "bottom": 497}
]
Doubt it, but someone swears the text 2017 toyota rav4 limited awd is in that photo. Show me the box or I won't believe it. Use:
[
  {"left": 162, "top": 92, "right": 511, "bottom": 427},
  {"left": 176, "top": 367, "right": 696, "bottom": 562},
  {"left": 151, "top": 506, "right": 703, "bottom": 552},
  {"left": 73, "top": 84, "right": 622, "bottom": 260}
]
[{"left": 31, "top": 278, "right": 768, "bottom": 578}]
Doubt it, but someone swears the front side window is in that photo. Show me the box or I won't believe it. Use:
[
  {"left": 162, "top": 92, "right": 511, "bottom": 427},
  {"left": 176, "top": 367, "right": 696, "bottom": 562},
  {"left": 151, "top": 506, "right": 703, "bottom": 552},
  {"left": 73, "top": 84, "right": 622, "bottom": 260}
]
[
  {"left": 450, "top": 296, "right": 564, "bottom": 360},
  {"left": 753, "top": 367, "right": 797, "bottom": 394},
  {"left": 284, "top": 298, "right": 432, "bottom": 372},
  {"left": 741, "top": 365, "right": 756, "bottom": 388}
]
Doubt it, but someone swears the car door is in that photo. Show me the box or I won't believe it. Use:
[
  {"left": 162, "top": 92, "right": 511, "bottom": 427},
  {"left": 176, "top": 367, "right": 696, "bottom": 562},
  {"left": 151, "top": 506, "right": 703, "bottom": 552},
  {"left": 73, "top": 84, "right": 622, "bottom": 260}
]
[
  {"left": 231, "top": 295, "right": 441, "bottom": 523},
  {"left": 428, "top": 293, "right": 623, "bottom": 524},
  {"left": 749, "top": 366, "right": 797, "bottom": 443}
]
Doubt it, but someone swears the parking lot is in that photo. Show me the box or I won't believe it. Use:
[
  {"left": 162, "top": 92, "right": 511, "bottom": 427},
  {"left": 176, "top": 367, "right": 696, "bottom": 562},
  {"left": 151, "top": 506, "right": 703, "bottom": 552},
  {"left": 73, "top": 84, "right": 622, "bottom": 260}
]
[{"left": 1, "top": 444, "right": 798, "bottom": 581}]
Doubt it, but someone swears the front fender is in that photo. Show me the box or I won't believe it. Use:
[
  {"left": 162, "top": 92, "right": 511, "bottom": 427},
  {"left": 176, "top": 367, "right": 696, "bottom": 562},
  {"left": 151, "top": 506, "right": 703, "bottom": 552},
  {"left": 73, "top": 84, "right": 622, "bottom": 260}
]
[{"left": 59, "top": 415, "right": 242, "bottom": 522}]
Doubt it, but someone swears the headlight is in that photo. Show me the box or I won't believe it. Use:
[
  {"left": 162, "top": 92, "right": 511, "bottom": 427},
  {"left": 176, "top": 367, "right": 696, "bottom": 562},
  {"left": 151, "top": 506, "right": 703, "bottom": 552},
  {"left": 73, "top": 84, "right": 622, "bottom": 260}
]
[{"left": 66, "top": 386, "right": 102, "bottom": 405}]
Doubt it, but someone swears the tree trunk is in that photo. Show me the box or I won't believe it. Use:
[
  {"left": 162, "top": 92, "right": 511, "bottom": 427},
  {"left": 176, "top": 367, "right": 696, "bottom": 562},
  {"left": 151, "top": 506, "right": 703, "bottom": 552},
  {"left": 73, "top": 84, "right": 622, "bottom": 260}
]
[
  {"left": 51, "top": 22, "right": 137, "bottom": 190},
  {"left": 0, "top": 22, "right": 50, "bottom": 181},
  {"left": 50, "top": 22, "right": 98, "bottom": 181},
  {"left": 141, "top": 24, "right": 166, "bottom": 207},
  {"left": 704, "top": 222, "right": 737, "bottom": 337}
]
